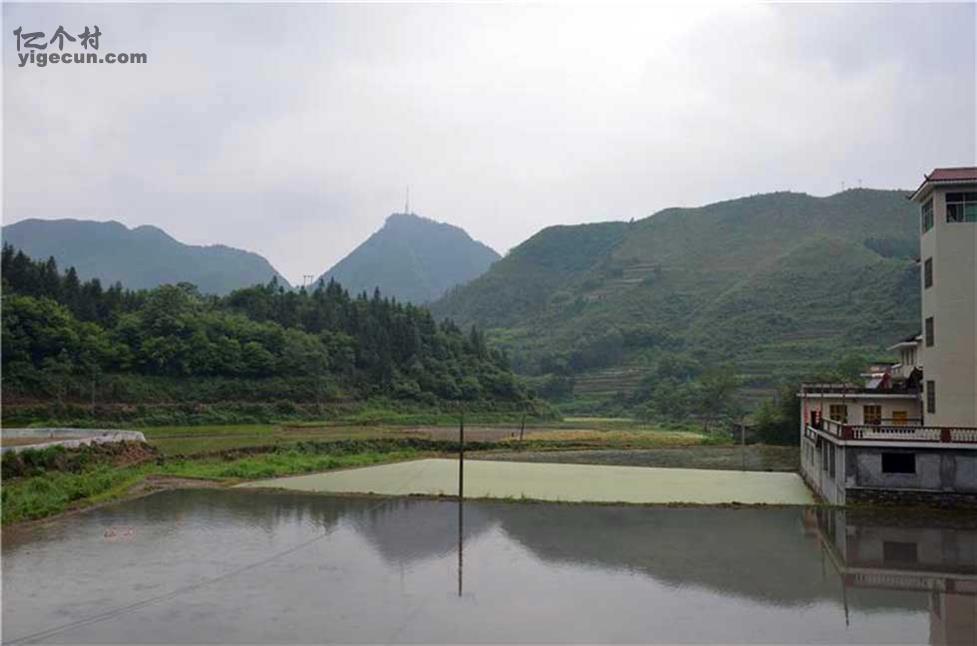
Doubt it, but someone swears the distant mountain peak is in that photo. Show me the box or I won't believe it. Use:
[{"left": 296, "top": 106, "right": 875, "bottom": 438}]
[
  {"left": 2, "top": 218, "right": 290, "bottom": 294},
  {"left": 318, "top": 212, "right": 499, "bottom": 304}
]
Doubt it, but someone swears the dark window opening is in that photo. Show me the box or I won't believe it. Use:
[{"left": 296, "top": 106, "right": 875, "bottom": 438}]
[
  {"left": 925, "top": 317, "right": 934, "bottom": 347},
  {"left": 829, "top": 404, "right": 848, "bottom": 423},
  {"left": 863, "top": 405, "right": 882, "bottom": 425},
  {"left": 921, "top": 199, "right": 934, "bottom": 232},
  {"left": 924, "top": 258, "right": 933, "bottom": 288},
  {"left": 883, "top": 541, "right": 919, "bottom": 564},
  {"left": 926, "top": 380, "right": 936, "bottom": 414},
  {"left": 946, "top": 192, "right": 977, "bottom": 223},
  {"left": 882, "top": 452, "right": 915, "bottom": 474}
]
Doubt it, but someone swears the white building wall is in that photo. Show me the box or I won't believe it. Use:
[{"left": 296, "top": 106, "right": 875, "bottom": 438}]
[
  {"left": 919, "top": 186, "right": 977, "bottom": 427},
  {"left": 799, "top": 394, "right": 922, "bottom": 425}
]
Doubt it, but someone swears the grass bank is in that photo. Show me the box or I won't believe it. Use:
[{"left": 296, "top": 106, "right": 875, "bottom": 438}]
[{"left": 1, "top": 441, "right": 423, "bottom": 525}]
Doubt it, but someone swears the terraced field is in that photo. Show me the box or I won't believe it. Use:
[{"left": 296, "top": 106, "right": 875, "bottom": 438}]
[{"left": 572, "top": 366, "right": 645, "bottom": 398}]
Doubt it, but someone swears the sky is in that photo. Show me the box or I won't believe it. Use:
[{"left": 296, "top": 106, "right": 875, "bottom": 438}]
[{"left": 4, "top": 2, "right": 975, "bottom": 285}]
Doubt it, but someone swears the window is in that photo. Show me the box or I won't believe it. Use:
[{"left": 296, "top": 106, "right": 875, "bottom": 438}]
[
  {"left": 892, "top": 410, "right": 908, "bottom": 425},
  {"left": 924, "top": 258, "right": 933, "bottom": 288},
  {"left": 926, "top": 380, "right": 936, "bottom": 414},
  {"left": 946, "top": 192, "right": 977, "bottom": 223},
  {"left": 883, "top": 541, "right": 919, "bottom": 563},
  {"left": 925, "top": 317, "right": 934, "bottom": 347},
  {"left": 863, "top": 405, "right": 882, "bottom": 425},
  {"left": 921, "top": 198, "right": 934, "bottom": 232},
  {"left": 882, "top": 452, "right": 915, "bottom": 474},
  {"left": 828, "top": 404, "right": 848, "bottom": 423}
]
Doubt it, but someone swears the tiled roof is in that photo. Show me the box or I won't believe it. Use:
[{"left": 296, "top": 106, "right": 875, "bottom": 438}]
[
  {"left": 924, "top": 167, "right": 977, "bottom": 182},
  {"left": 910, "top": 167, "right": 977, "bottom": 201}
]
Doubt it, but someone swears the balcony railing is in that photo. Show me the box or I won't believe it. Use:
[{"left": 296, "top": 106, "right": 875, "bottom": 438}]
[
  {"left": 799, "top": 384, "right": 920, "bottom": 396},
  {"left": 812, "top": 418, "right": 977, "bottom": 444}
]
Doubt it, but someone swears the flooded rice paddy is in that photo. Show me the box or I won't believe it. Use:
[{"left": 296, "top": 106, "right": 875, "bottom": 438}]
[
  {"left": 237, "top": 458, "right": 816, "bottom": 505},
  {"left": 3, "top": 489, "right": 975, "bottom": 644}
]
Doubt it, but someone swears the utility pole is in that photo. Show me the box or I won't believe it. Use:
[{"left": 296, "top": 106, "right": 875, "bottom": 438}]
[
  {"left": 91, "top": 363, "right": 97, "bottom": 416},
  {"left": 741, "top": 420, "right": 746, "bottom": 471},
  {"left": 405, "top": 186, "right": 411, "bottom": 215},
  {"left": 458, "top": 411, "right": 465, "bottom": 500}
]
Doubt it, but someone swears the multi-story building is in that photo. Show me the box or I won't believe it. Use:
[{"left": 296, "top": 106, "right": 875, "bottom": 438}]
[
  {"left": 799, "top": 167, "right": 977, "bottom": 506},
  {"left": 913, "top": 168, "right": 977, "bottom": 427}
]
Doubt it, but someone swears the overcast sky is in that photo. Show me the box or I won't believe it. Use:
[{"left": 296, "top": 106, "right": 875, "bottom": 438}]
[{"left": 4, "top": 2, "right": 975, "bottom": 284}]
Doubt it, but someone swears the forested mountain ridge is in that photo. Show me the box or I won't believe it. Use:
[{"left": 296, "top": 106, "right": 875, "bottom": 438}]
[
  {"left": 319, "top": 212, "right": 500, "bottom": 304},
  {"left": 1, "top": 245, "right": 531, "bottom": 424},
  {"left": 431, "top": 189, "right": 920, "bottom": 409},
  {"left": 2, "top": 218, "right": 291, "bottom": 296}
]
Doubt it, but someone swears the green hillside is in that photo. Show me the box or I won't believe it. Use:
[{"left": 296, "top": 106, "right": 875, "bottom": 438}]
[
  {"left": 431, "top": 189, "right": 921, "bottom": 410},
  {"left": 319, "top": 212, "right": 500, "bottom": 304},
  {"left": 2, "top": 219, "right": 291, "bottom": 295}
]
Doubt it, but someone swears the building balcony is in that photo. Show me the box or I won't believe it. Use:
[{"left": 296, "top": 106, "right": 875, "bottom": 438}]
[
  {"left": 799, "top": 384, "right": 920, "bottom": 397},
  {"left": 808, "top": 418, "right": 977, "bottom": 445}
]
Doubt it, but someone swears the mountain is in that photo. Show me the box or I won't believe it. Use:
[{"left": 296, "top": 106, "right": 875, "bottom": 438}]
[
  {"left": 431, "top": 189, "right": 921, "bottom": 405},
  {"left": 1, "top": 218, "right": 290, "bottom": 295},
  {"left": 318, "top": 212, "right": 500, "bottom": 304}
]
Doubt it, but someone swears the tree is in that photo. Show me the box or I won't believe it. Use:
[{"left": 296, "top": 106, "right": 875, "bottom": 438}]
[
  {"left": 754, "top": 382, "right": 802, "bottom": 445},
  {"left": 698, "top": 364, "right": 740, "bottom": 433},
  {"left": 42, "top": 349, "right": 73, "bottom": 405},
  {"left": 835, "top": 352, "right": 869, "bottom": 385},
  {"left": 0, "top": 244, "right": 531, "bottom": 407}
]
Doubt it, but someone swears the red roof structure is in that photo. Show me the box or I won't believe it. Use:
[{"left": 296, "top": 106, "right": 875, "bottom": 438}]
[{"left": 910, "top": 167, "right": 977, "bottom": 201}]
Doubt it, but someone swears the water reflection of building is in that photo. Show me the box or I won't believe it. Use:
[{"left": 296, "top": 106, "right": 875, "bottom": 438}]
[{"left": 806, "top": 508, "right": 977, "bottom": 645}]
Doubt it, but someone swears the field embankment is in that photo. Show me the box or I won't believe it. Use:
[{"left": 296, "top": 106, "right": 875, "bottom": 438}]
[{"left": 2, "top": 417, "right": 750, "bottom": 525}]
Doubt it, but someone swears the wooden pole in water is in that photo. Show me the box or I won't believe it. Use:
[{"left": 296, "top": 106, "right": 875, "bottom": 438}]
[
  {"left": 458, "top": 411, "right": 465, "bottom": 500},
  {"left": 519, "top": 412, "right": 526, "bottom": 442}
]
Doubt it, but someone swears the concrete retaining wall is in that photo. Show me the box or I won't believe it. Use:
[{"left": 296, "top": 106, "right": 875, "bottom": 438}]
[{"left": 846, "top": 487, "right": 977, "bottom": 508}]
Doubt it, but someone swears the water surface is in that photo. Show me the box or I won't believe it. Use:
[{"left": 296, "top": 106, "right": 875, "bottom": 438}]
[{"left": 3, "top": 490, "right": 975, "bottom": 643}]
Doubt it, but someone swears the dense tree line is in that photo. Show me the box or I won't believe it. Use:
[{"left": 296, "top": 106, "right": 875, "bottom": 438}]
[{"left": 1, "top": 245, "right": 526, "bottom": 404}]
